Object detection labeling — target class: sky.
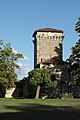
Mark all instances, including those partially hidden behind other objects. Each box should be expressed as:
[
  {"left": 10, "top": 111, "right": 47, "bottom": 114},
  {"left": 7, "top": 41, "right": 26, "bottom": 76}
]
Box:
[{"left": 0, "top": 0, "right": 80, "bottom": 80}]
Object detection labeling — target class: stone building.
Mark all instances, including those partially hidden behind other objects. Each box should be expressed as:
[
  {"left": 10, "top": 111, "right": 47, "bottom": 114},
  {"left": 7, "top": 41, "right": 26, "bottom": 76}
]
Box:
[
  {"left": 12, "top": 27, "right": 72, "bottom": 98},
  {"left": 33, "top": 27, "right": 64, "bottom": 68},
  {"left": 32, "top": 27, "right": 72, "bottom": 98}
]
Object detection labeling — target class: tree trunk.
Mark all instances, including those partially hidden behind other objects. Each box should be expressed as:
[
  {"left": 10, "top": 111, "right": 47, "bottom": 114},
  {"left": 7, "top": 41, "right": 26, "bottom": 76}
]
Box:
[{"left": 35, "top": 85, "right": 40, "bottom": 99}]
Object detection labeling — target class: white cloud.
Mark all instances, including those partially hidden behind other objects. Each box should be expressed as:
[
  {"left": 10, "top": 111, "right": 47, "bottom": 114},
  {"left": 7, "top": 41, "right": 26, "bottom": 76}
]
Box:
[
  {"left": 12, "top": 48, "right": 18, "bottom": 54},
  {"left": 12, "top": 48, "right": 30, "bottom": 79},
  {"left": 18, "top": 55, "right": 28, "bottom": 61},
  {"left": 12, "top": 48, "right": 29, "bottom": 61},
  {"left": 17, "top": 62, "right": 23, "bottom": 67},
  {"left": 16, "top": 62, "right": 30, "bottom": 78},
  {"left": 17, "top": 62, "right": 30, "bottom": 70}
]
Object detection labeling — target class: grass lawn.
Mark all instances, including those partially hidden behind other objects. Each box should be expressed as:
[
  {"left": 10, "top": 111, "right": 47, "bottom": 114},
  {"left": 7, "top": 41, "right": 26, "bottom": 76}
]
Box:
[{"left": 0, "top": 98, "right": 80, "bottom": 120}]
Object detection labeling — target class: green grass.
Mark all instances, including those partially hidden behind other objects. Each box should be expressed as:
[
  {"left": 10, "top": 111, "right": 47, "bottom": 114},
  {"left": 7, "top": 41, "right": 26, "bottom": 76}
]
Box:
[{"left": 0, "top": 98, "right": 80, "bottom": 120}]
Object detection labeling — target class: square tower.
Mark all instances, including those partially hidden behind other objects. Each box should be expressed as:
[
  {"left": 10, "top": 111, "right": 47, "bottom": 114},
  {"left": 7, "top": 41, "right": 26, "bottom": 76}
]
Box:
[{"left": 33, "top": 28, "right": 64, "bottom": 68}]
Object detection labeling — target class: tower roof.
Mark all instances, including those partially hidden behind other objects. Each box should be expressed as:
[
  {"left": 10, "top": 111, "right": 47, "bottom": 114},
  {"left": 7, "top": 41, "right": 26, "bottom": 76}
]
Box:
[{"left": 33, "top": 27, "right": 63, "bottom": 37}]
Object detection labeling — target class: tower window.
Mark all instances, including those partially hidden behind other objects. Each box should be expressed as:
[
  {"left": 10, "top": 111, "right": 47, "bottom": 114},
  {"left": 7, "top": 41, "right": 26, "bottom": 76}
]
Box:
[
  {"left": 38, "top": 35, "right": 40, "bottom": 38},
  {"left": 47, "top": 36, "right": 49, "bottom": 39},
  {"left": 59, "top": 36, "right": 61, "bottom": 39},
  {"left": 53, "top": 36, "right": 55, "bottom": 39},
  {"left": 50, "top": 36, "right": 52, "bottom": 39},
  {"left": 56, "top": 36, "right": 58, "bottom": 39}
]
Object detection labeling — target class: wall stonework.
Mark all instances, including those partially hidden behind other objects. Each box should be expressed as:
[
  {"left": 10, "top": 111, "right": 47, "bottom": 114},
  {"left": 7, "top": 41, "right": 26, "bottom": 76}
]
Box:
[
  {"left": 5, "top": 88, "right": 15, "bottom": 98},
  {"left": 33, "top": 28, "right": 64, "bottom": 68}
]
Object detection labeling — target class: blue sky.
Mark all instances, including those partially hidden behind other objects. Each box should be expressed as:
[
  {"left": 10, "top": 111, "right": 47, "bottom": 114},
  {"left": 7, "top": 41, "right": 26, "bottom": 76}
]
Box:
[{"left": 0, "top": 0, "right": 80, "bottom": 80}]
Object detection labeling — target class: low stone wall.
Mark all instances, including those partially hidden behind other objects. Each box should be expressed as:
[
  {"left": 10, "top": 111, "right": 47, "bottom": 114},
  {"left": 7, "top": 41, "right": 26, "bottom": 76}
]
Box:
[{"left": 5, "top": 88, "right": 15, "bottom": 98}]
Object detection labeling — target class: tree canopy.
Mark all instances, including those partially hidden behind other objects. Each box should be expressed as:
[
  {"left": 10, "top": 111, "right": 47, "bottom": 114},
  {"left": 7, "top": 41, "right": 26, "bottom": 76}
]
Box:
[
  {"left": 68, "top": 17, "right": 80, "bottom": 89},
  {"left": 75, "top": 17, "right": 80, "bottom": 33},
  {"left": 28, "top": 68, "right": 57, "bottom": 98},
  {"left": 0, "top": 40, "right": 24, "bottom": 97},
  {"left": 28, "top": 68, "right": 50, "bottom": 86}
]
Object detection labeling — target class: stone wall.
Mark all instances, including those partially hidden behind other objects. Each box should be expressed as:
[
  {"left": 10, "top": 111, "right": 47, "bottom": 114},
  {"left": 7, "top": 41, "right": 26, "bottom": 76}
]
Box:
[
  {"left": 33, "top": 31, "right": 63, "bottom": 67},
  {"left": 5, "top": 88, "right": 15, "bottom": 98}
]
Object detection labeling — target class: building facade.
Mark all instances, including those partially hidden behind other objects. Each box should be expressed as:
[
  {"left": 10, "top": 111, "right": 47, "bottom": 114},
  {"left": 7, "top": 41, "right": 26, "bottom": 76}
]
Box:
[
  {"left": 32, "top": 27, "right": 72, "bottom": 98},
  {"left": 33, "top": 27, "right": 64, "bottom": 68},
  {"left": 5, "top": 27, "right": 79, "bottom": 98}
]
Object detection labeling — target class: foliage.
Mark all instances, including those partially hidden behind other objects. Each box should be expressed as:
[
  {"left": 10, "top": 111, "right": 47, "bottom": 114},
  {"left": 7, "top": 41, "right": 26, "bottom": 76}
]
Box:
[
  {"left": 61, "top": 93, "right": 73, "bottom": 99},
  {"left": 69, "top": 40, "right": 80, "bottom": 63},
  {"left": 68, "top": 17, "right": 80, "bottom": 89},
  {"left": 28, "top": 68, "right": 57, "bottom": 87},
  {"left": 75, "top": 17, "right": 80, "bottom": 33},
  {"left": 28, "top": 68, "right": 57, "bottom": 98},
  {"left": 49, "top": 71, "right": 57, "bottom": 87},
  {"left": 0, "top": 77, "right": 7, "bottom": 97},
  {"left": 0, "top": 40, "right": 24, "bottom": 97}
]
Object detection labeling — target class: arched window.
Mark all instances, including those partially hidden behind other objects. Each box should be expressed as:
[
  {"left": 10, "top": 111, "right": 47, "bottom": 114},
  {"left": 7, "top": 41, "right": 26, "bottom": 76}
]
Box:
[
  {"left": 56, "top": 36, "right": 58, "bottom": 39},
  {"left": 53, "top": 36, "right": 55, "bottom": 39}
]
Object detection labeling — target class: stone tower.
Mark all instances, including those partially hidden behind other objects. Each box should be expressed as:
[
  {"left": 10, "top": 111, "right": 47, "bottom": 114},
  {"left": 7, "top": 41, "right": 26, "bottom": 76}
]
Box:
[{"left": 33, "top": 28, "right": 64, "bottom": 68}]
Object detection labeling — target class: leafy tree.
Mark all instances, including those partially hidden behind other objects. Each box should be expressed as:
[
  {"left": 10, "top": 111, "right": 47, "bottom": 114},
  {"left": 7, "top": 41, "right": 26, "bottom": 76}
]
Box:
[
  {"left": 0, "top": 40, "right": 23, "bottom": 97},
  {"left": 75, "top": 17, "right": 80, "bottom": 33},
  {"left": 68, "top": 17, "right": 80, "bottom": 94},
  {"left": 28, "top": 68, "right": 57, "bottom": 98}
]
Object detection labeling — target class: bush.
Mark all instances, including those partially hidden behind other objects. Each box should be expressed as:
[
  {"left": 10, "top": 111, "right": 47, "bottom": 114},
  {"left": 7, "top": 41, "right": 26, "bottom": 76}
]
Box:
[{"left": 61, "top": 93, "right": 73, "bottom": 99}]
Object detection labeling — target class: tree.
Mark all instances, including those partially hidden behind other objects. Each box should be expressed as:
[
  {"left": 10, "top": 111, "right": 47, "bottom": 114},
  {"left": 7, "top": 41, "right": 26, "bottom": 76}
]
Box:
[
  {"left": 75, "top": 17, "right": 80, "bottom": 33},
  {"left": 68, "top": 17, "right": 80, "bottom": 96},
  {"left": 0, "top": 40, "right": 23, "bottom": 97},
  {"left": 28, "top": 68, "right": 57, "bottom": 98}
]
